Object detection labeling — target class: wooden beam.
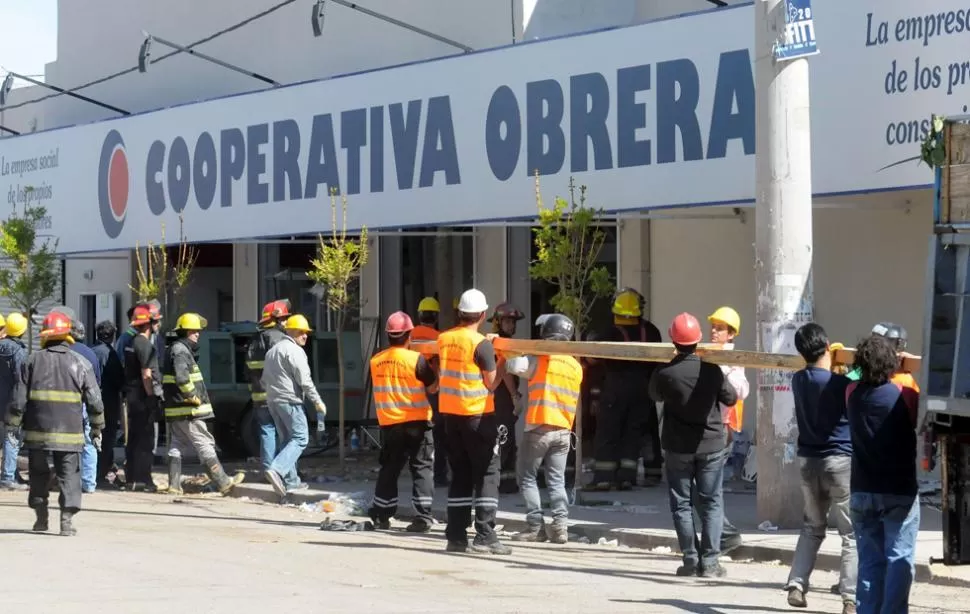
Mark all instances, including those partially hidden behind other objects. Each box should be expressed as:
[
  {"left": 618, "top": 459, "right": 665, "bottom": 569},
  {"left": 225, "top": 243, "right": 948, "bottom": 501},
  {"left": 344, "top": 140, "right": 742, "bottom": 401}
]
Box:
[{"left": 416, "top": 338, "right": 922, "bottom": 373}]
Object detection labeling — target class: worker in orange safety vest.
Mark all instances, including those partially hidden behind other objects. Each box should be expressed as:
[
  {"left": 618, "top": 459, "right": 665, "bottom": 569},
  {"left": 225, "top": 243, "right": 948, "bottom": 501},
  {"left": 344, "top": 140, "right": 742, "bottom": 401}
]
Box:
[
  {"left": 505, "top": 313, "right": 583, "bottom": 545},
  {"left": 410, "top": 297, "right": 449, "bottom": 486},
  {"left": 367, "top": 311, "right": 438, "bottom": 533}
]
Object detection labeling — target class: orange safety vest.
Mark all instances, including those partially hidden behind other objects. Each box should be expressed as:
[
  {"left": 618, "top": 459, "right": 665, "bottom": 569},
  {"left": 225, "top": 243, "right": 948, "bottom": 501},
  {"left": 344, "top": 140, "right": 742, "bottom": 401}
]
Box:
[
  {"left": 527, "top": 355, "right": 583, "bottom": 429},
  {"left": 725, "top": 400, "right": 744, "bottom": 434},
  {"left": 369, "top": 347, "right": 432, "bottom": 427},
  {"left": 438, "top": 327, "right": 494, "bottom": 416},
  {"left": 409, "top": 325, "right": 439, "bottom": 358},
  {"left": 891, "top": 371, "right": 920, "bottom": 393}
]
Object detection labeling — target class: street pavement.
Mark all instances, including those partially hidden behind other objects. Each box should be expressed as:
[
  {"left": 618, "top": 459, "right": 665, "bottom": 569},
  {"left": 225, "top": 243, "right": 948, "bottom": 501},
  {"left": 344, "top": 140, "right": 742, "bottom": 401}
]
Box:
[{"left": 0, "top": 489, "right": 964, "bottom": 614}]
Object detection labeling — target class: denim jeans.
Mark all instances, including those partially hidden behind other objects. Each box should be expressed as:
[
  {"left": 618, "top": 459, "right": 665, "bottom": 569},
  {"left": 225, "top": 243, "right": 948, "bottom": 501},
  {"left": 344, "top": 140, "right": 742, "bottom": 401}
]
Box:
[
  {"left": 851, "top": 492, "right": 920, "bottom": 614},
  {"left": 665, "top": 448, "right": 727, "bottom": 569},
  {"left": 267, "top": 402, "right": 308, "bottom": 489},
  {"left": 255, "top": 404, "right": 278, "bottom": 473},
  {"left": 1, "top": 420, "right": 23, "bottom": 484},
  {"left": 81, "top": 406, "right": 98, "bottom": 492},
  {"left": 787, "top": 455, "right": 856, "bottom": 602},
  {"left": 516, "top": 427, "right": 571, "bottom": 530}
]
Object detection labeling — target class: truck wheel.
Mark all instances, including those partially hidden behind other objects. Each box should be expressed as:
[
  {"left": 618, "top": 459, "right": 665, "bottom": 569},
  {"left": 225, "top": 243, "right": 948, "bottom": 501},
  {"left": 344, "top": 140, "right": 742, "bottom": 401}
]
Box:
[{"left": 239, "top": 404, "right": 260, "bottom": 459}]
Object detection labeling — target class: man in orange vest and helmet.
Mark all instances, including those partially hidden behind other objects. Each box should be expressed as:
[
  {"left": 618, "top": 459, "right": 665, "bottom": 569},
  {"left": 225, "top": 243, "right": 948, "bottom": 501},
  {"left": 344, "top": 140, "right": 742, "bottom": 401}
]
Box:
[
  {"left": 490, "top": 301, "right": 525, "bottom": 494},
  {"left": 410, "top": 296, "right": 450, "bottom": 486},
  {"left": 505, "top": 313, "right": 583, "bottom": 545},
  {"left": 367, "top": 311, "right": 438, "bottom": 532},
  {"left": 438, "top": 288, "right": 510, "bottom": 555}
]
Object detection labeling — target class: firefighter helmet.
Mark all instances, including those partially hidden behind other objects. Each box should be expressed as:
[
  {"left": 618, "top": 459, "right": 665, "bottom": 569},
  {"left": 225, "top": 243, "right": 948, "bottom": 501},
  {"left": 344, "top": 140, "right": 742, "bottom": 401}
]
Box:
[
  {"left": 175, "top": 313, "right": 208, "bottom": 332},
  {"left": 283, "top": 314, "right": 313, "bottom": 333},
  {"left": 871, "top": 321, "right": 907, "bottom": 350},
  {"left": 417, "top": 297, "right": 440, "bottom": 313},
  {"left": 259, "top": 299, "right": 292, "bottom": 326},
  {"left": 540, "top": 314, "right": 575, "bottom": 341},
  {"left": 612, "top": 290, "right": 643, "bottom": 317},
  {"left": 4, "top": 312, "right": 27, "bottom": 338},
  {"left": 40, "top": 311, "right": 74, "bottom": 344},
  {"left": 491, "top": 302, "right": 524, "bottom": 321}
]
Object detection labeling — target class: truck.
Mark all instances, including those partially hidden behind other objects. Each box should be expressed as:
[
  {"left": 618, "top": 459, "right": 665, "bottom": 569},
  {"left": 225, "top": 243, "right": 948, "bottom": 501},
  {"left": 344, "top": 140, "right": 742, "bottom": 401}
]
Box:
[
  {"left": 918, "top": 115, "right": 970, "bottom": 566},
  {"left": 192, "top": 323, "right": 372, "bottom": 459}
]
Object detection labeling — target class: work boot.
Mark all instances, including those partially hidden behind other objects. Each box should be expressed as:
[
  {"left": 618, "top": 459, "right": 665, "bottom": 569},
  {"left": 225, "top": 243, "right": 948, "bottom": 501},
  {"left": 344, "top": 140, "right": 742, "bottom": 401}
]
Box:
[
  {"left": 547, "top": 525, "right": 568, "bottom": 544},
  {"left": 498, "top": 480, "right": 519, "bottom": 495},
  {"left": 512, "top": 526, "right": 548, "bottom": 542},
  {"left": 445, "top": 540, "right": 467, "bottom": 553},
  {"left": 59, "top": 511, "right": 77, "bottom": 537},
  {"left": 32, "top": 508, "right": 49, "bottom": 532},
  {"left": 583, "top": 481, "right": 612, "bottom": 492},
  {"left": 0, "top": 481, "right": 27, "bottom": 491},
  {"left": 469, "top": 536, "right": 512, "bottom": 555},
  {"left": 206, "top": 458, "right": 244, "bottom": 495},
  {"left": 842, "top": 601, "right": 856, "bottom": 614},
  {"left": 787, "top": 587, "right": 807, "bottom": 607},
  {"left": 698, "top": 564, "right": 726, "bottom": 578},
  {"left": 166, "top": 456, "right": 183, "bottom": 495},
  {"left": 405, "top": 519, "right": 432, "bottom": 533},
  {"left": 675, "top": 564, "right": 698, "bottom": 577}
]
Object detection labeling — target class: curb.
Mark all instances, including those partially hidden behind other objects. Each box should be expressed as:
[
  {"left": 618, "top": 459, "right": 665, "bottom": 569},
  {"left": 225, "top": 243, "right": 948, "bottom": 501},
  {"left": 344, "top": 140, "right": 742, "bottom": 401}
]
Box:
[{"left": 228, "top": 484, "right": 969, "bottom": 589}]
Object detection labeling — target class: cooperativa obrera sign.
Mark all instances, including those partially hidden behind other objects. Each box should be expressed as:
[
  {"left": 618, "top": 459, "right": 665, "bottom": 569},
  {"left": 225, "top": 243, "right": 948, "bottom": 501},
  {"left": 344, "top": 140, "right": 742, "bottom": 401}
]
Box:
[{"left": 0, "top": 0, "right": 964, "bottom": 253}]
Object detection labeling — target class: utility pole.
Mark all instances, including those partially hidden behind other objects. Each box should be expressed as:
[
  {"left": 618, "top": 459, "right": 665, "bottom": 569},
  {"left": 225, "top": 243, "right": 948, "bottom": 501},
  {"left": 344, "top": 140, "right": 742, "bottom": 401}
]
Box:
[{"left": 754, "top": 0, "right": 815, "bottom": 528}]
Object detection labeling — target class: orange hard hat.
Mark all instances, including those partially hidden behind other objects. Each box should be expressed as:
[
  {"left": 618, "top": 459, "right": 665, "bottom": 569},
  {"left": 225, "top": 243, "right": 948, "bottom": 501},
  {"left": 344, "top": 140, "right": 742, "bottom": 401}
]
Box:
[
  {"left": 40, "top": 311, "right": 73, "bottom": 340},
  {"left": 386, "top": 311, "right": 414, "bottom": 334},
  {"left": 260, "top": 299, "right": 292, "bottom": 325},
  {"left": 669, "top": 312, "right": 703, "bottom": 345},
  {"left": 131, "top": 304, "right": 154, "bottom": 326}
]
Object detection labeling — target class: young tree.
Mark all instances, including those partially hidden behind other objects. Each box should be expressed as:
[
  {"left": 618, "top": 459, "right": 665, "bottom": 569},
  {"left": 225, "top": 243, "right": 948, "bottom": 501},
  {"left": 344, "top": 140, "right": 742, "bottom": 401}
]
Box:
[
  {"left": 130, "top": 214, "right": 197, "bottom": 320},
  {"left": 0, "top": 187, "right": 60, "bottom": 350},
  {"left": 529, "top": 173, "right": 614, "bottom": 501},
  {"left": 308, "top": 191, "right": 369, "bottom": 467}
]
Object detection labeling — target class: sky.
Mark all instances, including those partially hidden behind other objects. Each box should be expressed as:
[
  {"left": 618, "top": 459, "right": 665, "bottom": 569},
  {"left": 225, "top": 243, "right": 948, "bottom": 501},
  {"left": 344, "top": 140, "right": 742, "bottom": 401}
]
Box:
[{"left": 0, "top": 1, "right": 57, "bottom": 83}]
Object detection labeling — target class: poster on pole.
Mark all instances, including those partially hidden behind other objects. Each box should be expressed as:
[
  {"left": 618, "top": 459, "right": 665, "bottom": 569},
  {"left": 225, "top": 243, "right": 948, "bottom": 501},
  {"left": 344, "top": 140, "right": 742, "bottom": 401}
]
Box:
[{"left": 775, "top": 0, "right": 819, "bottom": 61}]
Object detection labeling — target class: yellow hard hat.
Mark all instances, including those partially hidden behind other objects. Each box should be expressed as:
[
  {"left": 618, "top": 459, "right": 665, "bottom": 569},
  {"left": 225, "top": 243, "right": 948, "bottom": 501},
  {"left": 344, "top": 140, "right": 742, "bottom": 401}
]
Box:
[
  {"left": 417, "top": 297, "right": 440, "bottom": 313},
  {"left": 283, "top": 314, "right": 313, "bottom": 333},
  {"left": 174, "top": 312, "right": 208, "bottom": 332},
  {"left": 708, "top": 306, "right": 741, "bottom": 334},
  {"left": 4, "top": 312, "right": 28, "bottom": 338},
  {"left": 612, "top": 291, "right": 642, "bottom": 317}
]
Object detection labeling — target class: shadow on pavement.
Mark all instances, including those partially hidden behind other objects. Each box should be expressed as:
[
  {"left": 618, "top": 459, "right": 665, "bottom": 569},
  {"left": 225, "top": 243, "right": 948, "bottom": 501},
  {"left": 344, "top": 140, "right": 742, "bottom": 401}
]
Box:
[{"left": 614, "top": 598, "right": 829, "bottom": 614}]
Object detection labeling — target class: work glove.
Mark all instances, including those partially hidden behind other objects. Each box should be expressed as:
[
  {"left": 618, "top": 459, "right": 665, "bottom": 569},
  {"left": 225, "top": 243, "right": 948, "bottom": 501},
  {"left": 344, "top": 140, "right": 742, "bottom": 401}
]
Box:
[
  {"left": 91, "top": 430, "right": 103, "bottom": 453},
  {"left": 315, "top": 401, "right": 327, "bottom": 417},
  {"left": 5, "top": 425, "right": 20, "bottom": 446},
  {"left": 186, "top": 395, "right": 202, "bottom": 406}
]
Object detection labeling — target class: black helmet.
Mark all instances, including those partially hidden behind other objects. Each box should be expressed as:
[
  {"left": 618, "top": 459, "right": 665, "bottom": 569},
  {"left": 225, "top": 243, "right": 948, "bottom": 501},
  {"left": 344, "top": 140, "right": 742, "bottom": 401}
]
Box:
[
  {"left": 871, "top": 321, "right": 907, "bottom": 350},
  {"left": 539, "top": 314, "right": 575, "bottom": 341}
]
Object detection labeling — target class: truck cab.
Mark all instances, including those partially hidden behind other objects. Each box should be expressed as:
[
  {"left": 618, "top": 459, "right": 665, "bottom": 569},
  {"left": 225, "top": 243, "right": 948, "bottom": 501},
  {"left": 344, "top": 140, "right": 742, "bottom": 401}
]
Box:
[
  {"left": 189, "top": 323, "right": 368, "bottom": 458},
  {"left": 919, "top": 115, "right": 970, "bottom": 566}
]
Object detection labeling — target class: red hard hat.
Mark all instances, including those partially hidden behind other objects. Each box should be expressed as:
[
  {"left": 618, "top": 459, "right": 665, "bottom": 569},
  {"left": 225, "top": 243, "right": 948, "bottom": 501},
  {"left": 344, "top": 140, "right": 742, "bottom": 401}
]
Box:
[
  {"left": 259, "top": 299, "right": 292, "bottom": 325},
  {"left": 40, "top": 311, "right": 72, "bottom": 339},
  {"left": 669, "top": 312, "right": 703, "bottom": 345},
  {"left": 385, "top": 311, "right": 414, "bottom": 334},
  {"left": 130, "top": 304, "right": 153, "bottom": 326}
]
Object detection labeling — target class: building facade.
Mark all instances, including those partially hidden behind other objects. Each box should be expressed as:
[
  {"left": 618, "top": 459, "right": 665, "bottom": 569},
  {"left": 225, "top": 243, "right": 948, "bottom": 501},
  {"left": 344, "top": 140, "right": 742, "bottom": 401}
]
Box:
[{"left": 0, "top": 0, "right": 949, "bottom": 434}]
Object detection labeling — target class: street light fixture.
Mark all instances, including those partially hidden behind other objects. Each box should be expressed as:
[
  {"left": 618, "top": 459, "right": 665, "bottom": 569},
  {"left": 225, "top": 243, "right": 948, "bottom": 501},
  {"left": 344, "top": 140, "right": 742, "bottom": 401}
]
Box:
[
  {"left": 311, "top": 0, "right": 473, "bottom": 53},
  {"left": 138, "top": 32, "right": 281, "bottom": 87},
  {"left": 0, "top": 71, "right": 129, "bottom": 115}
]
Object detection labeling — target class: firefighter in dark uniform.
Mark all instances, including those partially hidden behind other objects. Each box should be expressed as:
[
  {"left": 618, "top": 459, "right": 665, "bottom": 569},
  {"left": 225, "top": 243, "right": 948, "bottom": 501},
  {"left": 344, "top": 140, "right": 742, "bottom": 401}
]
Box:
[
  {"left": 123, "top": 302, "right": 163, "bottom": 492},
  {"left": 163, "top": 313, "right": 245, "bottom": 495},
  {"left": 490, "top": 302, "right": 525, "bottom": 494},
  {"left": 6, "top": 310, "right": 104, "bottom": 536},
  {"left": 245, "top": 299, "right": 291, "bottom": 475},
  {"left": 410, "top": 296, "right": 449, "bottom": 486},
  {"left": 367, "top": 312, "right": 438, "bottom": 532},
  {"left": 588, "top": 288, "right": 663, "bottom": 491}
]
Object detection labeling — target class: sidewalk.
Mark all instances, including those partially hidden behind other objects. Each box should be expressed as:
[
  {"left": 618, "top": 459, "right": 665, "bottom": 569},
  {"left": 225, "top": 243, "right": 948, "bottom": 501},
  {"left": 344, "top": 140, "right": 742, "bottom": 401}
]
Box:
[{"left": 226, "top": 464, "right": 970, "bottom": 588}]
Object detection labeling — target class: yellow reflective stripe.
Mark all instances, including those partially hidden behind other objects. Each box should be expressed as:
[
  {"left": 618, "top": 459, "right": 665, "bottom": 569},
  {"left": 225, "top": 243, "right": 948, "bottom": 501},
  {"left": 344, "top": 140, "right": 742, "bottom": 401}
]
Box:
[
  {"left": 162, "top": 375, "right": 176, "bottom": 383},
  {"left": 251, "top": 392, "right": 267, "bottom": 402},
  {"left": 178, "top": 382, "right": 195, "bottom": 393},
  {"left": 189, "top": 372, "right": 203, "bottom": 382},
  {"left": 29, "top": 390, "right": 82, "bottom": 403},
  {"left": 165, "top": 404, "right": 213, "bottom": 418},
  {"left": 246, "top": 360, "right": 264, "bottom": 369},
  {"left": 24, "top": 430, "right": 84, "bottom": 445}
]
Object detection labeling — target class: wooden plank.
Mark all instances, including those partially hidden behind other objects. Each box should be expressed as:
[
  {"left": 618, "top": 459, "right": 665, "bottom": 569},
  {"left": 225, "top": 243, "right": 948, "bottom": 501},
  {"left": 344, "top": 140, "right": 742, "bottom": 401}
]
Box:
[
  {"left": 414, "top": 338, "right": 921, "bottom": 373},
  {"left": 949, "top": 122, "right": 970, "bottom": 165},
  {"left": 944, "top": 165, "right": 970, "bottom": 224}
]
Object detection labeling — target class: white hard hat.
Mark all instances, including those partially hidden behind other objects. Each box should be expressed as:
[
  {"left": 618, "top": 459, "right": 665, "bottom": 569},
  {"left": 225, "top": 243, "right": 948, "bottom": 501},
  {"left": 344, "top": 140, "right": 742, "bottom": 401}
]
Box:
[{"left": 457, "top": 289, "right": 488, "bottom": 314}]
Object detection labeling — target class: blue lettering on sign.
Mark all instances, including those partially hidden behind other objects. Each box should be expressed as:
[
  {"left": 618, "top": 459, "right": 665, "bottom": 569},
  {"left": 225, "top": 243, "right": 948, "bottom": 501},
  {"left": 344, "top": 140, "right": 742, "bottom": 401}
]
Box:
[{"left": 138, "top": 54, "right": 755, "bottom": 217}]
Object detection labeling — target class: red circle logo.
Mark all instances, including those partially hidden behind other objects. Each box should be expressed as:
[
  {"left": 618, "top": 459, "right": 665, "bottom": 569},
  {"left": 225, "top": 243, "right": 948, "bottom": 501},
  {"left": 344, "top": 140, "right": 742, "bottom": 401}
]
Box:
[{"left": 108, "top": 148, "right": 129, "bottom": 221}]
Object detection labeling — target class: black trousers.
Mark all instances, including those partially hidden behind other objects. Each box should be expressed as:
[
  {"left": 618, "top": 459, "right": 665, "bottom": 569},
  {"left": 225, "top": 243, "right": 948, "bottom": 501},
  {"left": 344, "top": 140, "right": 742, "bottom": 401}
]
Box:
[
  {"left": 642, "top": 402, "right": 663, "bottom": 478},
  {"left": 592, "top": 380, "right": 651, "bottom": 485},
  {"left": 369, "top": 421, "right": 435, "bottom": 524},
  {"left": 443, "top": 412, "right": 500, "bottom": 544},
  {"left": 495, "top": 397, "right": 518, "bottom": 488},
  {"left": 125, "top": 397, "right": 157, "bottom": 485},
  {"left": 98, "top": 404, "right": 120, "bottom": 482},
  {"left": 28, "top": 450, "right": 81, "bottom": 513}
]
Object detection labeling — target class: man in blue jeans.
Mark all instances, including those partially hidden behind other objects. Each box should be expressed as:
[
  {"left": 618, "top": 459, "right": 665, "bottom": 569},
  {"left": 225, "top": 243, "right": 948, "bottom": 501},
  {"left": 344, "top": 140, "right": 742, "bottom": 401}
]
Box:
[
  {"left": 846, "top": 334, "right": 920, "bottom": 614},
  {"left": 785, "top": 323, "right": 856, "bottom": 614},
  {"left": 0, "top": 312, "right": 29, "bottom": 491},
  {"left": 648, "top": 313, "right": 737, "bottom": 578},
  {"left": 260, "top": 314, "right": 326, "bottom": 500},
  {"left": 245, "top": 299, "right": 290, "bottom": 475}
]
